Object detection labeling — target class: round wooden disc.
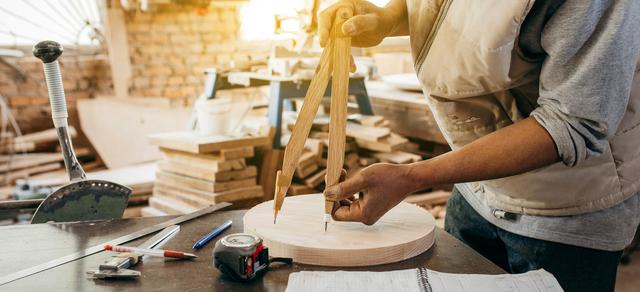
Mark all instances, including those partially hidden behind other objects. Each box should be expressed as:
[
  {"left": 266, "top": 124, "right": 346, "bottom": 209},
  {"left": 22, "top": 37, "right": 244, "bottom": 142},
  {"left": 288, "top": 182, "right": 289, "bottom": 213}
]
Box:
[{"left": 243, "top": 194, "right": 436, "bottom": 267}]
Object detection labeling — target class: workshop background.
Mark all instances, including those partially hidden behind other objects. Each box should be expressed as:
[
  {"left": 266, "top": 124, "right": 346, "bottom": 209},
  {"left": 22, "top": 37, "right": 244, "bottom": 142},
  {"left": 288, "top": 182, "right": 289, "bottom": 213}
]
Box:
[{"left": 0, "top": 0, "right": 637, "bottom": 290}]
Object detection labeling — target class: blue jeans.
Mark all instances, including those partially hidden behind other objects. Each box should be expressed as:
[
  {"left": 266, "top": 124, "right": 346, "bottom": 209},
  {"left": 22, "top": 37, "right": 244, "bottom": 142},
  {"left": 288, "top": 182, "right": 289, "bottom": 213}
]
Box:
[{"left": 445, "top": 188, "right": 622, "bottom": 292}]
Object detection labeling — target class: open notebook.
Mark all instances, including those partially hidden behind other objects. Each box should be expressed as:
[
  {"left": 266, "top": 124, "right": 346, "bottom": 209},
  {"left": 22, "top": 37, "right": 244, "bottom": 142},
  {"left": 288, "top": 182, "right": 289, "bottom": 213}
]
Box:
[{"left": 286, "top": 268, "right": 563, "bottom": 292}]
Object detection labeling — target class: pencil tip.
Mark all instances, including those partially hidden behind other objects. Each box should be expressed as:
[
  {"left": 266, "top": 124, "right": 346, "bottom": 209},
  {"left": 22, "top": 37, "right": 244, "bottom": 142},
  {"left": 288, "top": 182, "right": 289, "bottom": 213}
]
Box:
[
  {"left": 273, "top": 210, "right": 278, "bottom": 224},
  {"left": 324, "top": 222, "right": 327, "bottom": 231}
]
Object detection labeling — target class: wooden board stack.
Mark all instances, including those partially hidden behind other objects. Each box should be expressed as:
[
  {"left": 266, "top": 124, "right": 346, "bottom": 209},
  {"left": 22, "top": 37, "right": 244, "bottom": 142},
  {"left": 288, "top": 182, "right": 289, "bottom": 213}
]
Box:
[
  {"left": 284, "top": 114, "right": 422, "bottom": 195},
  {"left": 404, "top": 190, "right": 451, "bottom": 227},
  {"left": 0, "top": 127, "right": 95, "bottom": 199},
  {"left": 142, "top": 131, "right": 270, "bottom": 216}
]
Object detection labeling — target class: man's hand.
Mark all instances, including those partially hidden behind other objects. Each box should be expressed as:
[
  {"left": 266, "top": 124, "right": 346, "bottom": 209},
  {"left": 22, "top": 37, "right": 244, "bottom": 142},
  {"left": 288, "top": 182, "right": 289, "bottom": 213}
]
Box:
[
  {"left": 324, "top": 163, "right": 419, "bottom": 225},
  {"left": 319, "top": 0, "right": 408, "bottom": 48}
]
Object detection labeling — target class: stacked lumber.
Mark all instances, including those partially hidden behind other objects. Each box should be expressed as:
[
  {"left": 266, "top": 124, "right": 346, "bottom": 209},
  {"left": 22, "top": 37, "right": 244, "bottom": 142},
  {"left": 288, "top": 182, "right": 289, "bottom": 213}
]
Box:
[
  {"left": 26, "top": 162, "right": 156, "bottom": 199},
  {"left": 143, "top": 131, "right": 269, "bottom": 216},
  {"left": 284, "top": 114, "right": 422, "bottom": 195},
  {"left": 404, "top": 190, "right": 451, "bottom": 227},
  {"left": 0, "top": 127, "right": 94, "bottom": 189}
]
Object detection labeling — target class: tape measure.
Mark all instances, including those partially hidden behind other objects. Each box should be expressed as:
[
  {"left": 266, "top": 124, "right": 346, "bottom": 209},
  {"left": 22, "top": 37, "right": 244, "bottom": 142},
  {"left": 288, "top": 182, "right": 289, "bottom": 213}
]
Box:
[{"left": 213, "top": 233, "right": 291, "bottom": 281}]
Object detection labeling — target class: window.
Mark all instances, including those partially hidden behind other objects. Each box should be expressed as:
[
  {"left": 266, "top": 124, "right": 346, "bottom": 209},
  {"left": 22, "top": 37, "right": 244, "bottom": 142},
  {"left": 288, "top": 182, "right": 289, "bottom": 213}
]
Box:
[{"left": 0, "top": 0, "right": 103, "bottom": 47}]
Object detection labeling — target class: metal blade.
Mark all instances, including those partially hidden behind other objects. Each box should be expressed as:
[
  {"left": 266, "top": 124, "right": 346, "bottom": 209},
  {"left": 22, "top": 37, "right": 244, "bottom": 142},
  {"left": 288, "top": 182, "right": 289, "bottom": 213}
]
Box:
[{"left": 0, "top": 202, "right": 231, "bottom": 285}]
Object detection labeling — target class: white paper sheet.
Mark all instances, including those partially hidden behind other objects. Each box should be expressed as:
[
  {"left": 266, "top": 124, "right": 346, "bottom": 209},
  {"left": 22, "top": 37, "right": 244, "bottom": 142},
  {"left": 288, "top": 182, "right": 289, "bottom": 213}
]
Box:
[{"left": 286, "top": 268, "right": 563, "bottom": 292}]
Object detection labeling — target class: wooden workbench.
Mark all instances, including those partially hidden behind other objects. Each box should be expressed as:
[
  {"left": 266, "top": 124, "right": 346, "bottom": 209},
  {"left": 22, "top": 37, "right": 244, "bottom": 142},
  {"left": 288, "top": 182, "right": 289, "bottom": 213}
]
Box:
[{"left": 0, "top": 209, "right": 505, "bottom": 291}]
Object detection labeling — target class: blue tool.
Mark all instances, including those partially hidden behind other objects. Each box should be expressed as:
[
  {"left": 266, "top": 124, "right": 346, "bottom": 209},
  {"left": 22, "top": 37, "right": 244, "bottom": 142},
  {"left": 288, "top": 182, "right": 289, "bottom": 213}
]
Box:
[{"left": 193, "top": 220, "right": 232, "bottom": 250}]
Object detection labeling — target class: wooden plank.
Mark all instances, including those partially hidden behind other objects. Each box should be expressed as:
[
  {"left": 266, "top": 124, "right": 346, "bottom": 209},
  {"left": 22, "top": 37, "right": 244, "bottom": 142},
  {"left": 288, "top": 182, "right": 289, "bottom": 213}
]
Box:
[
  {"left": 26, "top": 162, "right": 157, "bottom": 195},
  {"left": 355, "top": 133, "right": 408, "bottom": 152},
  {"left": 309, "top": 131, "right": 329, "bottom": 140},
  {"left": 304, "top": 169, "right": 326, "bottom": 189},
  {"left": 288, "top": 184, "right": 315, "bottom": 195},
  {"left": 0, "top": 186, "right": 14, "bottom": 200},
  {"left": 157, "top": 161, "right": 257, "bottom": 182},
  {"left": 154, "top": 182, "right": 263, "bottom": 208},
  {"left": 148, "top": 132, "right": 269, "bottom": 154},
  {"left": 160, "top": 147, "right": 254, "bottom": 163},
  {"left": 0, "top": 153, "right": 65, "bottom": 173},
  {"left": 297, "top": 151, "right": 318, "bottom": 169},
  {"left": 153, "top": 183, "right": 213, "bottom": 208},
  {"left": 78, "top": 97, "right": 192, "bottom": 168},
  {"left": 373, "top": 151, "right": 422, "bottom": 164},
  {"left": 345, "top": 140, "right": 358, "bottom": 152},
  {"left": 345, "top": 122, "right": 390, "bottom": 142},
  {"left": 356, "top": 115, "right": 385, "bottom": 127},
  {"left": 155, "top": 170, "right": 256, "bottom": 193},
  {"left": 140, "top": 206, "right": 168, "bottom": 217},
  {"left": 304, "top": 138, "right": 324, "bottom": 159},
  {"left": 295, "top": 163, "right": 318, "bottom": 179},
  {"left": 157, "top": 182, "right": 263, "bottom": 204},
  {"left": 162, "top": 150, "right": 247, "bottom": 172},
  {"left": 12, "top": 127, "right": 76, "bottom": 145},
  {"left": 0, "top": 162, "right": 62, "bottom": 186},
  {"left": 404, "top": 190, "right": 451, "bottom": 207},
  {"left": 0, "top": 142, "right": 37, "bottom": 153},
  {"left": 220, "top": 147, "right": 255, "bottom": 160},
  {"left": 214, "top": 185, "right": 264, "bottom": 202},
  {"left": 103, "top": 7, "right": 132, "bottom": 98},
  {"left": 123, "top": 205, "right": 145, "bottom": 218},
  {"left": 257, "top": 147, "right": 283, "bottom": 201},
  {"left": 148, "top": 196, "right": 198, "bottom": 215},
  {"left": 366, "top": 81, "right": 447, "bottom": 144},
  {"left": 244, "top": 194, "right": 436, "bottom": 266}
]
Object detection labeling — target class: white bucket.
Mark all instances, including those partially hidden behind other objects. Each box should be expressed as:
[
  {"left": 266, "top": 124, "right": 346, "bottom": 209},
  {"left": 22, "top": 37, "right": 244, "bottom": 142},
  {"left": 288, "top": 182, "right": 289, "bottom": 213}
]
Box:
[
  {"left": 196, "top": 98, "right": 232, "bottom": 135},
  {"left": 196, "top": 97, "right": 254, "bottom": 136}
]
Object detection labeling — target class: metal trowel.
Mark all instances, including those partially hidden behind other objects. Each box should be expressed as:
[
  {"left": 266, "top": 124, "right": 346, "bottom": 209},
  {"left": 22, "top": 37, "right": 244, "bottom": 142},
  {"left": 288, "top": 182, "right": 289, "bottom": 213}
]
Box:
[{"left": 30, "top": 41, "right": 132, "bottom": 224}]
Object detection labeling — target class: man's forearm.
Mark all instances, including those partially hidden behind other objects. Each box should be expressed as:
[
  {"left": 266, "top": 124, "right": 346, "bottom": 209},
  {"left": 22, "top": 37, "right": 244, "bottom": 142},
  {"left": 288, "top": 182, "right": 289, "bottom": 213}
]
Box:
[
  {"left": 386, "top": 0, "right": 409, "bottom": 36},
  {"left": 407, "top": 117, "right": 559, "bottom": 189}
]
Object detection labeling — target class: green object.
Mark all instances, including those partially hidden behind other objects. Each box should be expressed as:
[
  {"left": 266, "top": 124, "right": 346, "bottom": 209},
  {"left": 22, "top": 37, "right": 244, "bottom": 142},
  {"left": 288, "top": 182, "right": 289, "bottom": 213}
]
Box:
[{"left": 31, "top": 180, "right": 131, "bottom": 224}]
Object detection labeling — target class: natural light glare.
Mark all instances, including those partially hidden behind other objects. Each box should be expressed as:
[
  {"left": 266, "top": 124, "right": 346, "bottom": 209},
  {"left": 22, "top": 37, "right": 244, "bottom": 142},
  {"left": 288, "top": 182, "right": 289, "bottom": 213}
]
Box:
[
  {"left": 239, "top": 0, "right": 391, "bottom": 40},
  {"left": 0, "top": 0, "right": 103, "bottom": 47},
  {"left": 369, "top": 0, "right": 391, "bottom": 7},
  {"left": 239, "top": 0, "right": 308, "bottom": 40}
]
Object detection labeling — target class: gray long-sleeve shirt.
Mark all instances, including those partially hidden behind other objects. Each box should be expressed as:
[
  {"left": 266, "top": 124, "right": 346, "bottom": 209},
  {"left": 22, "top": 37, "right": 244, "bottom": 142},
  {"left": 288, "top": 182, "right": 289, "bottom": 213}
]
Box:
[{"left": 460, "top": 0, "right": 640, "bottom": 251}]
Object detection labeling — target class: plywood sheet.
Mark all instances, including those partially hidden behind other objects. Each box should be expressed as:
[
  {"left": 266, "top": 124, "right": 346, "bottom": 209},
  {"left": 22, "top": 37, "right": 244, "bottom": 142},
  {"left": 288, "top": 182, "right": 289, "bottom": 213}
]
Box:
[
  {"left": 244, "top": 194, "right": 436, "bottom": 266},
  {"left": 148, "top": 196, "right": 197, "bottom": 215},
  {"left": 355, "top": 133, "right": 408, "bottom": 152},
  {"left": 373, "top": 151, "right": 422, "bottom": 164},
  {"left": 78, "top": 97, "right": 192, "bottom": 168},
  {"left": 26, "top": 162, "right": 157, "bottom": 196},
  {"left": 346, "top": 122, "right": 390, "bottom": 142},
  {"left": 148, "top": 132, "right": 269, "bottom": 154},
  {"left": 157, "top": 161, "right": 257, "bottom": 182},
  {"left": 155, "top": 170, "right": 255, "bottom": 193},
  {"left": 141, "top": 206, "right": 167, "bottom": 217},
  {"left": 160, "top": 147, "right": 254, "bottom": 162}
]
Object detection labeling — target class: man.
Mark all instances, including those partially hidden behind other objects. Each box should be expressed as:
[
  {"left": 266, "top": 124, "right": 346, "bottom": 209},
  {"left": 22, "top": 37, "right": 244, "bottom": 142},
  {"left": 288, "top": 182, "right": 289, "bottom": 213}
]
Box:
[{"left": 319, "top": 0, "right": 640, "bottom": 291}]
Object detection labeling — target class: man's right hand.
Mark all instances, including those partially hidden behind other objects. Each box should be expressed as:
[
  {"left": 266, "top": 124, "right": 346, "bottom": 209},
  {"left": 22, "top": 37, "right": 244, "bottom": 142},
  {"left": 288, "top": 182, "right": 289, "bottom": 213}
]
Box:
[{"left": 319, "top": 0, "right": 407, "bottom": 48}]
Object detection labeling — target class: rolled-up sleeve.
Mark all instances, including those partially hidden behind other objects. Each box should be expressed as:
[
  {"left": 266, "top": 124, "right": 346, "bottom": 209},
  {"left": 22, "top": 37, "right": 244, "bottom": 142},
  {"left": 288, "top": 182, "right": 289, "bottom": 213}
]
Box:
[{"left": 529, "top": 0, "right": 640, "bottom": 167}]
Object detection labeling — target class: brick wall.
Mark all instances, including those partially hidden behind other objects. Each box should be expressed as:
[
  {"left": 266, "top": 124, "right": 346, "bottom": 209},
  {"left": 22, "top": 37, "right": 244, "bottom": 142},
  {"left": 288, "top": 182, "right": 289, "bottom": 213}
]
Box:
[
  {"left": 0, "top": 55, "right": 112, "bottom": 133},
  {"left": 125, "top": 2, "right": 271, "bottom": 100},
  {"left": 0, "top": 1, "right": 272, "bottom": 133}
]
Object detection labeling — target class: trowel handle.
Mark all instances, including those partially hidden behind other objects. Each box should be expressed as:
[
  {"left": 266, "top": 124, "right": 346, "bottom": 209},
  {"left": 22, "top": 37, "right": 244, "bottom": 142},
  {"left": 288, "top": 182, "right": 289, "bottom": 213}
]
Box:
[{"left": 33, "top": 41, "right": 86, "bottom": 181}]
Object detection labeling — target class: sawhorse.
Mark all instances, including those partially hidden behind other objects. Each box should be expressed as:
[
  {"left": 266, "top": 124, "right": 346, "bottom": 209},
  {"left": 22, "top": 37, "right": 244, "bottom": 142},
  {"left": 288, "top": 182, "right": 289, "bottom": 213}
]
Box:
[{"left": 194, "top": 69, "right": 374, "bottom": 148}]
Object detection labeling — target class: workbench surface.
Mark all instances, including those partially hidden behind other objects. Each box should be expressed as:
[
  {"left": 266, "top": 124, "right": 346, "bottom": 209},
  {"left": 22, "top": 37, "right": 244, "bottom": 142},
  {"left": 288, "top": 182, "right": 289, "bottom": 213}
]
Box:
[{"left": 0, "top": 209, "right": 505, "bottom": 291}]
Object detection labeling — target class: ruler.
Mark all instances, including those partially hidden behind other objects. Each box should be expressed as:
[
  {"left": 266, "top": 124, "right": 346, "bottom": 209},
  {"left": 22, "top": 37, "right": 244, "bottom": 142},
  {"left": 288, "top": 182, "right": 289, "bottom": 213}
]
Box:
[{"left": 0, "top": 202, "right": 231, "bottom": 285}]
